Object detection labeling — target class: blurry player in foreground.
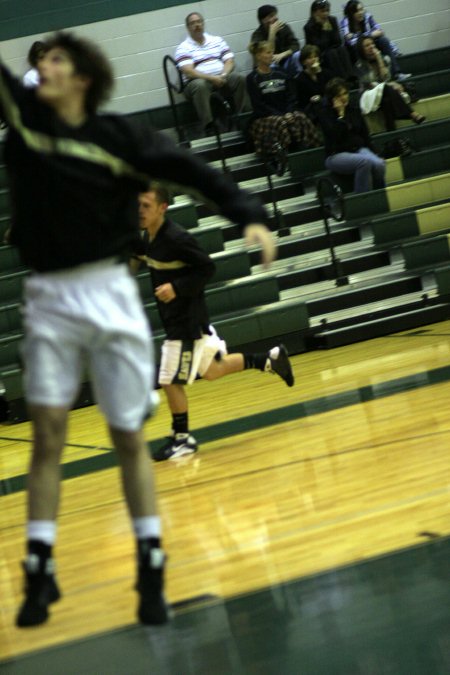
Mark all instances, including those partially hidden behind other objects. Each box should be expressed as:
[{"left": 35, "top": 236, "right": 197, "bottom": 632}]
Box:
[{"left": 0, "top": 31, "right": 274, "bottom": 627}]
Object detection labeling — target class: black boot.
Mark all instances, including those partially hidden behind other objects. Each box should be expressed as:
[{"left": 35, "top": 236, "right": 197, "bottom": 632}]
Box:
[
  {"left": 137, "top": 547, "right": 168, "bottom": 625},
  {"left": 16, "top": 554, "right": 61, "bottom": 627}
]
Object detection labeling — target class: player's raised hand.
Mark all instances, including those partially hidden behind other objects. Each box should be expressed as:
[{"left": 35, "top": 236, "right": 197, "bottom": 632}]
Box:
[{"left": 243, "top": 223, "right": 276, "bottom": 268}]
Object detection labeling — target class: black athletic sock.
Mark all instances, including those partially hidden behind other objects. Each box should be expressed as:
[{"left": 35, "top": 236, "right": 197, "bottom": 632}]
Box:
[
  {"left": 27, "top": 540, "right": 52, "bottom": 562},
  {"left": 172, "top": 412, "right": 188, "bottom": 435},
  {"left": 243, "top": 352, "right": 268, "bottom": 371}
]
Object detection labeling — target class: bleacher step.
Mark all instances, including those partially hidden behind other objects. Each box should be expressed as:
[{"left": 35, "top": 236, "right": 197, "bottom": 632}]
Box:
[
  {"left": 283, "top": 273, "right": 423, "bottom": 311},
  {"left": 310, "top": 303, "right": 450, "bottom": 349},
  {"left": 308, "top": 289, "right": 438, "bottom": 328}
]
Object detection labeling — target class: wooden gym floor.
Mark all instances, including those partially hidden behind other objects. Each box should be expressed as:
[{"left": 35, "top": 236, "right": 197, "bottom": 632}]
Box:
[{"left": 0, "top": 320, "right": 449, "bottom": 674}]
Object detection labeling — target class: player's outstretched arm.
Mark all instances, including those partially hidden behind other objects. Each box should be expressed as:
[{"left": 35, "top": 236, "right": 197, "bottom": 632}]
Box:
[
  {"left": 243, "top": 224, "right": 276, "bottom": 268},
  {"left": 135, "top": 129, "right": 276, "bottom": 266}
]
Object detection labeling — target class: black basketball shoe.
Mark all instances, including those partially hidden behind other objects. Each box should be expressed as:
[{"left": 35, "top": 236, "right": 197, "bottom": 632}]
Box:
[
  {"left": 266, "top": 344, "right": 295, "bottom": 387},
  {"left": 137, "top": 547, "right": 169, "bottom": 625},
  {"left": 152, "top": 434, "right": 198, "bottom": 462},
  {"left": 16, "top": 554, "right": 61, "bottom": 627}
]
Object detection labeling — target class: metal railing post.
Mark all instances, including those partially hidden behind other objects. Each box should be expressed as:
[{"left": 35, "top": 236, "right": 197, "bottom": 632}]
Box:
[
  {"left": 316, "top": 176, "right": 348, "bottom": 286},
  {"left": 163, "top": 55, "right": 189, "bottom": 146}
]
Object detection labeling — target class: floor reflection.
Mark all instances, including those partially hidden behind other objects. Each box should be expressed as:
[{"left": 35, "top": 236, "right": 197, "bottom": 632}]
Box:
[{"left": 3, "top": 537, "right": 449, "bottom": 675}]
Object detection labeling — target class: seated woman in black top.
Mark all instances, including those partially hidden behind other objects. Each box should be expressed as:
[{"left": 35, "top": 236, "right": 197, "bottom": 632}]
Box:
[
  {"left": 296, "top": 44, "right": 333, "bottom": 119},
  {"left": 304, "top": 0, "right": 356, "bottom": 82},
  {"left": 356, "top": 36, "right": 425, "bottom": 131},
  {"left": 316, "top": 77, "right": 385, "bottom": 193},
  {"left": 246, "top": 41, "right": 321, "bottom": 174}
]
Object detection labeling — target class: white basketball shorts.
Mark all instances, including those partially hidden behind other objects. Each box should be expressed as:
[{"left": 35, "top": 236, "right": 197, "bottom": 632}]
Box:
[
  {"left": 21, "top": 260, "right": 155, "bottom": 431},
  {"left": 158, "top": 325, "right": 227, "bottom": 385}
]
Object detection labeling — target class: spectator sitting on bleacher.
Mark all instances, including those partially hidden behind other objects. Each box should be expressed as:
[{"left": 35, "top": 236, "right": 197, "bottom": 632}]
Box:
[
  {"left": 340, "top": 1, "right": 411, "bottom": 82},
  {"left": 175, "top": 12, "right": 250, "bottom": 136},
  {"left": 295, "top": 44, "right": 333, "bottom": 119},
  {"left": 133, "top": 183, "right": 294, "bottom": 461},
  {"left": 250, "top": 4, "right": 301, "bottom": 77},
  {"left": 316, "top": 77, "right": 386, "bottom": 193},
  {"left": 356, "top": 36, "right": 425, "bottom": 131},
  {"left": 247, "top": 41, "right": 321, "bottom": 176},
  {"left": 303, "top": 0, "right": 356, "bottom": 84}
]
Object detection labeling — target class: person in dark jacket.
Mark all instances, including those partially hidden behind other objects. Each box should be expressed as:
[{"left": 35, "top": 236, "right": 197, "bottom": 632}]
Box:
[
  {"left": 247, "top": 41, "right": 321, "bottom": 174},
  {"left": 251, "top": 4, "right": 301, "bottom": 76},
  {"left": 0, "top": 31, "right": 274, "bottom": 631},
  {"left": 303, "top": 0, "right": 356, "bottom": 82},
  {"left": 317, "top": 77, "right": 385, "bottom": 192},
  {"left": 134, "top": 184, "right": 295, "bottom": 461},
  {"left": 295, "top": 44, "right": 333, "bottom": 119}
]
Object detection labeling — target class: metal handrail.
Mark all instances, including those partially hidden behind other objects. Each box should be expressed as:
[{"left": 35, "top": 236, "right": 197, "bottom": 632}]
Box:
[
  {"left": 316, "top": 176, "right": 348, "bottom": 286},
  {"left": 162, "top": 55, "right": 187, "bottom": 144}
]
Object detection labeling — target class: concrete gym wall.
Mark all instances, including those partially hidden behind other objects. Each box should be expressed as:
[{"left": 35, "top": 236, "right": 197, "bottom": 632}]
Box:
[{"left": 0, "top": 0, "right": 449, "bottom": 115}]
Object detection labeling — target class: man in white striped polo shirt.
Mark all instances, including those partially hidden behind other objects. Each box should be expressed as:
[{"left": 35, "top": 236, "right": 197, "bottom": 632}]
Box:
[{"left": 175, "top": 12, "right": 250, "bottom": 135}]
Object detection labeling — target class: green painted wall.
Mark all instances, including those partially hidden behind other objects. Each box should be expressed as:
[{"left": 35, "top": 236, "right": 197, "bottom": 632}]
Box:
[{"left": 0, "top": 0, "right": 193, "bottom": 41}]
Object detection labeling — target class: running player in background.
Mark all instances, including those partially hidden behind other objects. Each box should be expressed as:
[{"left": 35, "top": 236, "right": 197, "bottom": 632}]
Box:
[{"left": 135, "top": 184, "right": 295, "bottom": 461}]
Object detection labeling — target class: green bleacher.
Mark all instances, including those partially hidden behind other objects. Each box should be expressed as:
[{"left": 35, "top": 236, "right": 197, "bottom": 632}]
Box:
[{"left": 1, "top": 46, "right": 449, "bottom": 420}]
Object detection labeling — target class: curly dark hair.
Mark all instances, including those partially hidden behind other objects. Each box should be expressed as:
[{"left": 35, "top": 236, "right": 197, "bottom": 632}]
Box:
[
  {"left": 43, "top": 32, "right": 114, "bottom": 113},
  {"left": 27, "top": 41, "right": 47, "bottom": 68}
]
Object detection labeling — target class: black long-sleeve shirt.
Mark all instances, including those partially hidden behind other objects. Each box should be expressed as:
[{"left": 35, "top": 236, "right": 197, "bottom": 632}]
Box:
[
  {"left": 250, "top": 23, "right": 300, "bottom": 65},
  {"left": 316, "top": 102, "right": 372, "bottom": 156},
  {"left": 303, "top": 16, "right": 342, "bottom": 53},
  {"left": 0, "top": 61, "right": 268, "bottom": 272},
  {"left": 246, "top": 67, "right": 297, "bottom": 118},
  {"left": 295, "top": 68, "right": 333, "bottom": 110},
  {"left": 142, "top": 219, "right": 215, "bottom": 340}
]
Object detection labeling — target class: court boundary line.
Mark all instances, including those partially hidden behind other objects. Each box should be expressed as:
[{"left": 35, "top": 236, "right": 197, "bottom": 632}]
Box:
[{"left": 2, "top": 362, "right": 450, "bottom": 496}]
